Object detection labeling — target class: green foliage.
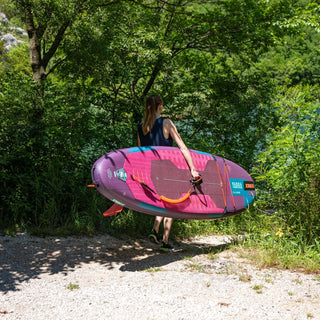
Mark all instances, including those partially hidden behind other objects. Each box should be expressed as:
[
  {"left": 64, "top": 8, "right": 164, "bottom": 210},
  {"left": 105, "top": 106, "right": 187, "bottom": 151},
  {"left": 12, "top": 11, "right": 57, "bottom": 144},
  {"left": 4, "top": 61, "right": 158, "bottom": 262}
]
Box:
[
  {"left": 256, "top": 31, "right": 320, "bottom": 86},
  {"left": 108, "top": 210, "right": 154, "bottom": 238},
  {"left": 240, "top": 231, "right": 320, "bottom": 273},
  {"left": 0, "top": 67, "right": 116, "bottom": 230},
  {"left": 169, "top": 50, "right": 278, "bottom": 169},
  {"left": 277, "top": 1, "right": 320, "bottom": 33},
  {"left": 0, "top": 0, "right": 19, "bottom": 20},
  {"left": 254, "top": 84, "right": 320, "bottom": 244}
]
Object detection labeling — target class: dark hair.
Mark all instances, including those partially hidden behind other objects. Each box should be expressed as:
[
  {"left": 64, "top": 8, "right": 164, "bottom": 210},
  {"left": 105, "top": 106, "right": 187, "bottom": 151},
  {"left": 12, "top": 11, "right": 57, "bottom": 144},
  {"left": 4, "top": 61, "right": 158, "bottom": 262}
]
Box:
[{"left": 142, "top": 94, "right": 163, "bottom": 135}]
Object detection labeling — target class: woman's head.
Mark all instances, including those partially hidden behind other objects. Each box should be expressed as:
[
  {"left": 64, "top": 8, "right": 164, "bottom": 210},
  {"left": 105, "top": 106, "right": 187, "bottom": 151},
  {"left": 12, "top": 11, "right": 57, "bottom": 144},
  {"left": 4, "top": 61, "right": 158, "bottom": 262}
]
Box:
[
  {"left": 146, "top": 94, "right": 162, "bottom": 112},
  {"left": 142, "top": 94, "right": 163, "bottom": 135}
]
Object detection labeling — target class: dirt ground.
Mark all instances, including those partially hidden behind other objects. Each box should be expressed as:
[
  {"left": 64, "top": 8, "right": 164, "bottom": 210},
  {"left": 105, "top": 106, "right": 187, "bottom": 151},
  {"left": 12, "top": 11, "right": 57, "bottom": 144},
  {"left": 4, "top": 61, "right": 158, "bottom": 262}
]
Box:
[{"left": 1, "top": 233, "right": 319, "bottom": 320}]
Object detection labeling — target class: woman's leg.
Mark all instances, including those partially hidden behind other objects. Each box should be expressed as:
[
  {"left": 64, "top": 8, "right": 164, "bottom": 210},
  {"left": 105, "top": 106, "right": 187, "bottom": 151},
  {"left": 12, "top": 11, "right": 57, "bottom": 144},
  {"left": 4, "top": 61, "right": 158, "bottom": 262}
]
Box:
[
  {"left": 152, "top": 216, "right": 163, "bottom": 233},
  {"left": 162, "top": 217, "right": 173, "bottom": 244}
]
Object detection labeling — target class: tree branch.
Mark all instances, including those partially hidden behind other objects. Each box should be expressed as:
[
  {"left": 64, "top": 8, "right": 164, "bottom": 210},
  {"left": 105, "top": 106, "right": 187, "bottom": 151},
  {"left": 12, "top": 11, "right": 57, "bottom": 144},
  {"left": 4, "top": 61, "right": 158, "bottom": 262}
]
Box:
[
  {"left": 45, "top": 56, "right": 67, "bottom": 77},
  {"left": 42, "top": 21, "right": 71, "bottom": 70},
  {"left": 140, "top": 56, "right": 164, "bottom": 101}
]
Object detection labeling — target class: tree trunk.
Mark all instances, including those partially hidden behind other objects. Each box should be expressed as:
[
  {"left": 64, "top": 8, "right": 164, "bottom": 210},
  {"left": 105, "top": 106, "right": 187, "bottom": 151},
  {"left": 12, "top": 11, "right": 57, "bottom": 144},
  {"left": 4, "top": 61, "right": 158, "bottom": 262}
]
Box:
[{"left": 24, "top": 4, "right": 45, "bottom": 84}]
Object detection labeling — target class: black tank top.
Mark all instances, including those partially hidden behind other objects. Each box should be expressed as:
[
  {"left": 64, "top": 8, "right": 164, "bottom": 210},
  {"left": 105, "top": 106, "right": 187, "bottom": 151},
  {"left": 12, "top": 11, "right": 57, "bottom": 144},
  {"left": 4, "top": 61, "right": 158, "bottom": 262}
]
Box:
[{"left": 138, "top": 117, "right": 173, "bottom": 147}]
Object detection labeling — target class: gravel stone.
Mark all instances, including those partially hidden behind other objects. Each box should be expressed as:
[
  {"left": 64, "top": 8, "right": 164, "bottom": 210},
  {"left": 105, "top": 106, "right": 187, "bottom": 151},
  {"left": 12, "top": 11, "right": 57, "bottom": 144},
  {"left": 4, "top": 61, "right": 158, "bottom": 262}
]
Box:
[{"left": 1, "top": 233, "right": 319, "bottom": 320}]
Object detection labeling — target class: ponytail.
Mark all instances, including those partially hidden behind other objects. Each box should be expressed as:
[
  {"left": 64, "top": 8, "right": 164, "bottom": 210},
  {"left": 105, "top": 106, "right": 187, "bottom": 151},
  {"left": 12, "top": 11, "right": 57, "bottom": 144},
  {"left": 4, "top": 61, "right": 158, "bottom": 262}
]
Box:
[{"left": 142, "top": 94, "right": 163, "bottom": 135}]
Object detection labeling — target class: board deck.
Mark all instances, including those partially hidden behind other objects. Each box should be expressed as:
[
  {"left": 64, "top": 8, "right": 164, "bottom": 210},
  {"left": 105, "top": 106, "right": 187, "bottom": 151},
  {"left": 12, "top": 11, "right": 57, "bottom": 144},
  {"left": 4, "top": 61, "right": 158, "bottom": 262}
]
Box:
[{"left": 91, "top": 146, "right": 255, "bottom": 219}]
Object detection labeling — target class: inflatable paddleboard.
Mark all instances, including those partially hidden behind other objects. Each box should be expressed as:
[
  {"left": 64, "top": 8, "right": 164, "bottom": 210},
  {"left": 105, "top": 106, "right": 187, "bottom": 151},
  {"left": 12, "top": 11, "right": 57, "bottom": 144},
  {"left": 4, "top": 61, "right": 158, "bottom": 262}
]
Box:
[{"left": 91, "top": 146, "right": 255, "bottom": 219}]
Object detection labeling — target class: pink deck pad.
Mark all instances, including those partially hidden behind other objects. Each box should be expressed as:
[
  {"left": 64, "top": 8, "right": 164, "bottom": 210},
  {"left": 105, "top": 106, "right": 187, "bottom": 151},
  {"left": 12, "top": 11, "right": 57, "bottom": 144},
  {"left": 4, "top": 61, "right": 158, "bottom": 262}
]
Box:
[{"left": 123, "top": 149, "right": 225, "bottom": 214}]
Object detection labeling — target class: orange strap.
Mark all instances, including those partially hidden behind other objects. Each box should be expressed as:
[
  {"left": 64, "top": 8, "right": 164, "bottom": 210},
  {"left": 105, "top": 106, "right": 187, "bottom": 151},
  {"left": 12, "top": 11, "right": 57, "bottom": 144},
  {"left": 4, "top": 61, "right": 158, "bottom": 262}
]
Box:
[{"left": 159, "top": 189, "right": 191, "bottom": 204}]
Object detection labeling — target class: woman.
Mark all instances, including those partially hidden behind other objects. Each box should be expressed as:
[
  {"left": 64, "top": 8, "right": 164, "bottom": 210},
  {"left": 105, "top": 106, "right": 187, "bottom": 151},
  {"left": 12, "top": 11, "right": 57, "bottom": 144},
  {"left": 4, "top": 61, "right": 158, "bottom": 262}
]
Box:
[{"left": 138, "top": 94, "right": 199, "bottom": 251}]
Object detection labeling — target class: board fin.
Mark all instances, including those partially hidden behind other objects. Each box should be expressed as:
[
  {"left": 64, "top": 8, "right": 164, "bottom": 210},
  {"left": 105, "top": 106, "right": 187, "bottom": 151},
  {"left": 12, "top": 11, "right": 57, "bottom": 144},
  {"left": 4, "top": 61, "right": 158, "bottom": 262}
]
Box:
[{"left": 103, "top": 203, "right": 123, "bottom": 217}]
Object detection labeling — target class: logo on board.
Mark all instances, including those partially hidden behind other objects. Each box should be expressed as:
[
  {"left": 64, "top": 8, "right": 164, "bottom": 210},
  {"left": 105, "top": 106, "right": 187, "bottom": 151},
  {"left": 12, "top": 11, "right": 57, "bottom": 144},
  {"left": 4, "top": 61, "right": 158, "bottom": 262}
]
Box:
[
  {"left": 244, "top": 181, "right": 255, "bottom": 190},
  {"left": 116, "top": 168, "right": 127, "bottom": 182},
  {"left": 231, "top": 181, "right": 243, "bottom": 190},
  {"left": 230, "top": 179, "right": 255, "bottom": 196}
]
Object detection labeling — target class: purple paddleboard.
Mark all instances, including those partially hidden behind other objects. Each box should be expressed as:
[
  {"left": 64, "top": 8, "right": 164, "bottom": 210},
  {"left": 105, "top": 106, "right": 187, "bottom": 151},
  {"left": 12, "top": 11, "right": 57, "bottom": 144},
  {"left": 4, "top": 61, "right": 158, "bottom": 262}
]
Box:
[{"left": 91, "top": 146, "right": 255, "bottom": 219}]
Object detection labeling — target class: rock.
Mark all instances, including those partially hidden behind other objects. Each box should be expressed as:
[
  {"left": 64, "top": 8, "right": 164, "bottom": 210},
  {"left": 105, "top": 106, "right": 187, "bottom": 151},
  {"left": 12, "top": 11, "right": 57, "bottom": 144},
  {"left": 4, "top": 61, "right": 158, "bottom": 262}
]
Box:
[
  {"left": 1, "top": 33, "right": 17, "bottom": 44},
  {"left": 11, "top": 27, "right": 27, "bottom": 37},
  {"left": 0, "top": 13, "right": 27, "bottom": 53},
  {"left": 1, "top": 33, "right": 22, "bottom": 51},
  {"left": 0, "top": 12, "right": 9, "bottom": 25}
]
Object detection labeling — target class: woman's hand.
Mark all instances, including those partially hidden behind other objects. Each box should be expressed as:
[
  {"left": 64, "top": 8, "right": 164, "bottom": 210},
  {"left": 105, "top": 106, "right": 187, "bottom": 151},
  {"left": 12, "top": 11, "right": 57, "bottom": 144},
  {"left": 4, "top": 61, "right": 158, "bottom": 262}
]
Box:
[{"left": 191, "top": 168, "right": 200, "bottom": 178}]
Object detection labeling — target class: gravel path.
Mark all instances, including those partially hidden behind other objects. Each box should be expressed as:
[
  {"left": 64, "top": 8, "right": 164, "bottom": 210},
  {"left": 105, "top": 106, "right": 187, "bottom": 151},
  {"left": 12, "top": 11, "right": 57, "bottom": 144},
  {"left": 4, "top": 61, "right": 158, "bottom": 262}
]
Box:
[{"left": 1, "top": 233, "right": 319, "bottom": 320}]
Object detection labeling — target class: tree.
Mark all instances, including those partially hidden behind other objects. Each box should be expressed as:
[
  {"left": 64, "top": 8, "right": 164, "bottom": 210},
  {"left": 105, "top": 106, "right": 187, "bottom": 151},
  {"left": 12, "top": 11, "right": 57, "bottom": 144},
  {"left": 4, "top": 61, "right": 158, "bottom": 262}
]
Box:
[{"left": 12, "top": 0, "right": 122, "bottom": 83}]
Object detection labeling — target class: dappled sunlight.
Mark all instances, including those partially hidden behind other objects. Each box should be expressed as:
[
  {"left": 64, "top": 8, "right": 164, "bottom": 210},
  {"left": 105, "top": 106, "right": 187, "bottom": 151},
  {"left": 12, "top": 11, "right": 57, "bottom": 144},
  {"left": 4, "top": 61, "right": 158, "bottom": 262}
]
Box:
[{"left": 0, "top": 233, "right": 235, "bottom": 293}]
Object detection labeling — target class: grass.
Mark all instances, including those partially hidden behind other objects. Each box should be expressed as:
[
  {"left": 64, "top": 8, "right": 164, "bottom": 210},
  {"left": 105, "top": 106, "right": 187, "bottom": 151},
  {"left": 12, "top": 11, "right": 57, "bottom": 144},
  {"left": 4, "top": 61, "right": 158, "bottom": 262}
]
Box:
[
  {"left": 66, "top": 283, "right": 80, "bottom": 291},
  {"left": 236, "top": 238, "right": 320, "bottom": 274},
  {"left": 146, "top": 267, "right": 162, "bottom": 272},
  {"left": 252, "top": 284, "right": 264, "bottom": 294},
  {"left": 187, "top": 263, "right": 206, "bottom": 272}
]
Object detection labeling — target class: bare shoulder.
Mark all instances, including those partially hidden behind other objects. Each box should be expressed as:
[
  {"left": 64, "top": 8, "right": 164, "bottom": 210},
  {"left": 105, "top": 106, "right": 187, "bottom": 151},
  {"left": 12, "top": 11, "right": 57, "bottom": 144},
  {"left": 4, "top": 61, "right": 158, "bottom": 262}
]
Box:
[
  {"left": 163, "top": 118, "right": 175, "bottom": 130},
  {"left": 163, "top": 117, "right": 172, "bottom": 124}
]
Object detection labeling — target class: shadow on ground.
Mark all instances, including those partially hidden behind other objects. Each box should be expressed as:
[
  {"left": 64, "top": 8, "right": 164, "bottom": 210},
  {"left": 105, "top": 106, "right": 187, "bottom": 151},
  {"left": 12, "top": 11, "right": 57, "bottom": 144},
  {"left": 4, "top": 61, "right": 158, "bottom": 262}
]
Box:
[{"left": 0, "top": 233, "right": 234, "bottom": 293}]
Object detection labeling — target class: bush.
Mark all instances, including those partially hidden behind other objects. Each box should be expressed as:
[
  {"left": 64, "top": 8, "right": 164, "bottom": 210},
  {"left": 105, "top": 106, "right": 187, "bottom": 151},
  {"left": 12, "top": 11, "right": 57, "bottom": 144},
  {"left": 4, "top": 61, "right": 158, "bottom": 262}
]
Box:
[{"left": 254, "top": 84, "right": 320, "bottom": 244}]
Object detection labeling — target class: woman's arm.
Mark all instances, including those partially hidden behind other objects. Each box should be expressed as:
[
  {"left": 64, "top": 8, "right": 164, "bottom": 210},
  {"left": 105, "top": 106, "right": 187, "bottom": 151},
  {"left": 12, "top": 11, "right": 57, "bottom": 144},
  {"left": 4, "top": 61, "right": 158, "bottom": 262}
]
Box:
[{"left": 163, "top": 119, "right": 199, "bottom": 178}]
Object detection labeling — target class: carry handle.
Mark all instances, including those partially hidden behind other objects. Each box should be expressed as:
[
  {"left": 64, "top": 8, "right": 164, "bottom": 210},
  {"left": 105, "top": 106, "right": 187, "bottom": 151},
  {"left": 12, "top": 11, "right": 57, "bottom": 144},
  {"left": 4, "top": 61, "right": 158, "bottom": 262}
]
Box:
[
  {"left": 159, "top": 190, "right": 191, "bottom": 204},
  {"left": 190, "top": 175, "right": 202, "bottom": 186}
]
